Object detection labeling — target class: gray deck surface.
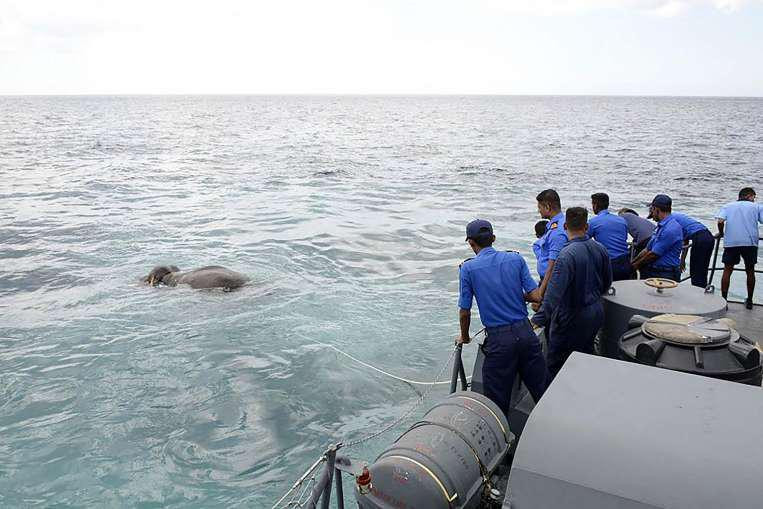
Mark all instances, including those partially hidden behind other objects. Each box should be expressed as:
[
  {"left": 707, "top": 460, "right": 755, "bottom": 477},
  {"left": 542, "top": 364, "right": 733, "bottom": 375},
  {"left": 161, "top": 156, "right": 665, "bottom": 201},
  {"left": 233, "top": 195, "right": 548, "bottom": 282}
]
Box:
[
  {"left": 506, "top": 353, "right": 763, "bottom": 509},
  {"left": 725, "top": 301, "right": 763, "bottom": 341}
]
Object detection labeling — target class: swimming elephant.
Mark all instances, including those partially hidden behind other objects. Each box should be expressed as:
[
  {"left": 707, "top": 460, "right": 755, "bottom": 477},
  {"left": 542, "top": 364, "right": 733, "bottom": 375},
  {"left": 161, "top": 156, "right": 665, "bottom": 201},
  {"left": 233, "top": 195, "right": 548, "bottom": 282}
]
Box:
[{"left": 143, "top": 265, "right": 249, "bottom": 290}]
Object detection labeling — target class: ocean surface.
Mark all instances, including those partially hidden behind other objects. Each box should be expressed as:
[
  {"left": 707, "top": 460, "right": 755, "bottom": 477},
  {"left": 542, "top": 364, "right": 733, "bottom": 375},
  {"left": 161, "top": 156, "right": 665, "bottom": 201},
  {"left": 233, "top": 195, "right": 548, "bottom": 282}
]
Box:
[{"left": 1, "top": 95, "right": 762, "bottom": 507}]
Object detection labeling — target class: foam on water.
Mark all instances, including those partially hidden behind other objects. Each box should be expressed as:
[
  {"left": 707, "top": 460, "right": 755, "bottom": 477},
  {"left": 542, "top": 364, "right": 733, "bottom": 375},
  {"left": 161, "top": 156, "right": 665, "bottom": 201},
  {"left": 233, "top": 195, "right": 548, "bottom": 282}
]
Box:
[{"left": 1, "top": 95, "right": 762, "bottom": 506}]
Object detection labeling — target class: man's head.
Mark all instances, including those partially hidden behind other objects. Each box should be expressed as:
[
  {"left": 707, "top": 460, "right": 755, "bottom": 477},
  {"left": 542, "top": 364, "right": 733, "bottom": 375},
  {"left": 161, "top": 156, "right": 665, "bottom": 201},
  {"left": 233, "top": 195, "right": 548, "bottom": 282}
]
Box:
[
  {"left": 144, "top": 265, "right": 180, "bottom": 286},
  {"left": 536, "top": 189, "right": 561, "bottom": 219},
  {"left": 534, "top": 220, "right": 549, "bottom": 238},
  {"left": 591, "top": 193, "right": 609, "bottom": 214},
  {"left": 465, "top": 219, "right": 495, "bottom": 253},
  {"left": 564, "top": 207, "right": 588, "bottom": 237},
  {"left": 618, "top": 207, "right": 639, "bottom": 216},
  {"left": 739, "top": 187, "right": 756, "bottom": 201},
  {"left": 647, "top": 194, "right": 672, "bottom": 221}
]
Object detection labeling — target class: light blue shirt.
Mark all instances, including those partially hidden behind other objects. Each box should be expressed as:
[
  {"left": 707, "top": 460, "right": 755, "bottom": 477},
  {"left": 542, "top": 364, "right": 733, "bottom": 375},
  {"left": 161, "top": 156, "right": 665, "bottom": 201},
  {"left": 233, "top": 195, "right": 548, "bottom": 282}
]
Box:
[
  {"left": 588, "top": 209, "right": 629, "bottom": 259},
  {"left": 670, "top": 213, "right": 708, "bottom": 239},
  {"left": 716, "top": 200, "right": 763, "bottom": 247},
  {"left": 458, "top": 247, "right": 537, "bottom": 327},
  {"left": 647, "top": 214, "right": 683, "bottom": 268}
]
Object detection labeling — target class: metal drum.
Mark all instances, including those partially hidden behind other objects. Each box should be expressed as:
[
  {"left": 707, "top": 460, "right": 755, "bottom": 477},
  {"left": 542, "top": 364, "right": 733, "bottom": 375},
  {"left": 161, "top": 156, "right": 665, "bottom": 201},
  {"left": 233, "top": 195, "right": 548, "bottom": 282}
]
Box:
[
  {"left": 619, "top": 314, "right": 763, "bottom": 386},
  {"left": 601, "top": 279, "right": 726, "bottom": 358},
  {"left": 355, "top": 391, "right": 513, "bottom": 509}
]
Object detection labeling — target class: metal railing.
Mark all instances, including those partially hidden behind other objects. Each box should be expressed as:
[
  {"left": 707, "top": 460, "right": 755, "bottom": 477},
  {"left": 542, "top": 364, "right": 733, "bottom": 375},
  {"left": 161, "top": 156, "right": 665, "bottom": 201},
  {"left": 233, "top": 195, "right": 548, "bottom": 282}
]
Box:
[{"left": 679, "top": 234, "right": 762, "bottom": 306}]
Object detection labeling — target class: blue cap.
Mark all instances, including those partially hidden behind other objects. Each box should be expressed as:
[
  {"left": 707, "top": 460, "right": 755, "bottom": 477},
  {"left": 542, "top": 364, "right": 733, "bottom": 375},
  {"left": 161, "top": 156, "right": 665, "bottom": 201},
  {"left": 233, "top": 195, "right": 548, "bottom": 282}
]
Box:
[
  {"left": 466, "top": 219, "right": 493, "bottom": 241},
  {"left": 650, "top": 194, "right": 672, "bottom": 209}
]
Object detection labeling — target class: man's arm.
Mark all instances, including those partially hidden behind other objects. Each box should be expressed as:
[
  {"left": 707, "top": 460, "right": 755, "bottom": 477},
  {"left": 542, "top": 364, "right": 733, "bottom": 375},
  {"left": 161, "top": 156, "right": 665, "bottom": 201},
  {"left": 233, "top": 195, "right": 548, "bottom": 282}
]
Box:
[
  {"left": 717, "top": 219, "right": 725, "bottom": 237},
  {"left": 457, "top": 265, "right": 473, "bottom": 345},
  {"left": 538, "top": 259, "right": 556, "bottom": 297},
  {"left": 458, "top": 308, "right": 471, "bottom": 344},
  {"left": 525, "top": 288, "right": 542, "bottom": 303},
  {"left": 531, "top": 257, "right": 570, "bottom": 327},
  {"left": 632, "top": 250, "right": 658, "bottom": 271}
]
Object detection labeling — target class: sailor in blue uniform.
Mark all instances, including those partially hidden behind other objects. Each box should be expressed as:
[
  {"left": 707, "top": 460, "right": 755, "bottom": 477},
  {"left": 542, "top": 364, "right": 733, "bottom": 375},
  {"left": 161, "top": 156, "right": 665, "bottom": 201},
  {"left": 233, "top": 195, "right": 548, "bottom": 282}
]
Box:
[
  {"left": 670, "top": 212, "right": 714, "bottom": 288},
  {"left": 535, "top": 189, "right": 569, "bottom": 298},
  {"left": 532, "top": 219, "right": 549, "bottom": 282},
  {"left": 631, "top": 194, "right": 683, "bottom": 282},
  {"left": 531, "top": 207, "right": 612, "bottom": 378},
  {"left": 458, "top": 219, "right": 548, "bottom": 414},
  {"left": 589, "top": 192, "right": 631, "bottom": 280}
]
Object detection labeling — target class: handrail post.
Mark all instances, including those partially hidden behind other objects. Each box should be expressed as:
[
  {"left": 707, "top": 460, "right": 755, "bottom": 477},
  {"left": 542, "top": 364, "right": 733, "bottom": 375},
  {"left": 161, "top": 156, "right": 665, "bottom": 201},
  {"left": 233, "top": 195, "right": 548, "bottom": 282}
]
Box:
[
  {"left": 708, "top": 234, "right": 721, "bottom": 285},
  {"left": 450, "top": 344, "right": 463, "bottom": 394},
  {"left": 458, "top": 357, "right": 468, "bottom": 391},
  {"left": 335, "top": 468, "right": 345, "bottom": 509},
  {"left": 321, "top": 447, "right": 337, "bottom": 509}
]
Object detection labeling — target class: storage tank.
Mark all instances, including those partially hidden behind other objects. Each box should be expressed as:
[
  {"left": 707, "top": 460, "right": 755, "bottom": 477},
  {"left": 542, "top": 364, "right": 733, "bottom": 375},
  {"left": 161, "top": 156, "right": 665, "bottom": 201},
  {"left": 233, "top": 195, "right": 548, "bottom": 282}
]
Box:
[
  {"left": 618, "top": 314, "right": 762, "bottom": 386},
  {"left": 601, "top": 278, "right": 726, "bottom": 358},
  {"left": 355, "top": 391, "right": 512, "bottom": 509}
]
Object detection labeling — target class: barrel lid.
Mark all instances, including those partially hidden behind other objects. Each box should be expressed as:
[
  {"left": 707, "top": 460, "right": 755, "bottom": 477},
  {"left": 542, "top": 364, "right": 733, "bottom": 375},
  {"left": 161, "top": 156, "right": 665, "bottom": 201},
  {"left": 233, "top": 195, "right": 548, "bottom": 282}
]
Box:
[
  {"left": 603, "top": 280, "right": 726, "bottom": 316},
  {"left": 642, "top": 314, "right": 737, "bottom": 346}
]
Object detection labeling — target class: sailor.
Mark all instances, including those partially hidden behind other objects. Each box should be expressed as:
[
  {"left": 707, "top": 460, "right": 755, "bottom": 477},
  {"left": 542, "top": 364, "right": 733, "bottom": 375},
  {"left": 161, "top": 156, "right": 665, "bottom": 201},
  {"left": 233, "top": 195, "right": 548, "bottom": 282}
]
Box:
[
  {"left": 631, "top": 194, "right": 683, "bottom": 282},
  {"left": 535, "top": 189, "right": 569, "bottom": 298},
  {"left": 458, "top": 219, "right": 547, "bottom": 414},
  {"left": 589, "top": 193, "right": 631, "bottom": 280},
  {"left": 716, "top": 187, "right": 763, "bottom": 309},
  {"left": 532, "top": 219, "right": 549, "bottom": 281},
  {"left": 618, "top": 208, "right": 655, "bottom": 255},
  {"left": 530, "top": 207, "right": 612, "bottom": 378},
  {"left": 670, "top": 211, "right": 715, "bottom": 288}
]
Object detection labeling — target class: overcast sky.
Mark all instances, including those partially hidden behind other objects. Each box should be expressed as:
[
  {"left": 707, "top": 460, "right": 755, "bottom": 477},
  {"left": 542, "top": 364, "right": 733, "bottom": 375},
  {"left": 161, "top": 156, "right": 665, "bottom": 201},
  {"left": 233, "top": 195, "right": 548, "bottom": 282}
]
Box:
[{"left": 1, "top": 0, "right": 762, "bottom": 96}]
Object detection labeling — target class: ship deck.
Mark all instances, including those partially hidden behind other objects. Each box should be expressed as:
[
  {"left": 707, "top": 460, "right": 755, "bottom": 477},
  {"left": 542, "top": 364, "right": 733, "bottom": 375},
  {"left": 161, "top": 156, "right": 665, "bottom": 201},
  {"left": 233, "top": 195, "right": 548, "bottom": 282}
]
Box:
[{"left": 725, "top": 301, "right": 763, "bottom": 342}]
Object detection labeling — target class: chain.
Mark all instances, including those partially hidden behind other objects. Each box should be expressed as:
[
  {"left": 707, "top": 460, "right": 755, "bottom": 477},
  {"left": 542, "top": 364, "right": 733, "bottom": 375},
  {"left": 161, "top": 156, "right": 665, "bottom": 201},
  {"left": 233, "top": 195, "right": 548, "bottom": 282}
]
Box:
[
  {"left": 270, "top": 332, "right": 485, "bottom": 506},
  {"left": 343, "top": 344, "right": 459, "bottom": 448}
]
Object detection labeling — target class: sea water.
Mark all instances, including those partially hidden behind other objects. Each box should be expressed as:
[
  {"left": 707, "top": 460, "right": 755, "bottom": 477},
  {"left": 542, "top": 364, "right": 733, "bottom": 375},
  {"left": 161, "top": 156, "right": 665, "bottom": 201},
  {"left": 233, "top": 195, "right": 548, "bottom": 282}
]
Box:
[{"left": 1, "top": 95, "right": 762, "bottom": 506}]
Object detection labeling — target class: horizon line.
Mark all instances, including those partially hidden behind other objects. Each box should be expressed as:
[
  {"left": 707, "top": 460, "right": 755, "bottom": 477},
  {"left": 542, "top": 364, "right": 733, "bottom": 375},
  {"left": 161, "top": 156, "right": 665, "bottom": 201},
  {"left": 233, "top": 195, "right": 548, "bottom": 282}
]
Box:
[{"left": 1, "top": 92, "right": 762, "bottom": 99}]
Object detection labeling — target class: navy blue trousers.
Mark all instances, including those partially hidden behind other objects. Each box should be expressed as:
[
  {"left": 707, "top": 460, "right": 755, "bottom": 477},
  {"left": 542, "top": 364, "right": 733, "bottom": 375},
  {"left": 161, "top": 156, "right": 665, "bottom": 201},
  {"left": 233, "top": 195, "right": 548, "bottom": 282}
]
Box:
[
  {"left": 547, "top": 303, "right": 603, "bottom": 379},
  {"left": 640, "top": 265, "right": 681, "bottom": 282},
  {"left": 689, "top": 229, "right": 714, "bottom": 288},
  {"left": 611, "top": 255, "right": 633, "bottom": 281},
  {"left": 481, "top": 320, "right": 548, "bottom": 415}
]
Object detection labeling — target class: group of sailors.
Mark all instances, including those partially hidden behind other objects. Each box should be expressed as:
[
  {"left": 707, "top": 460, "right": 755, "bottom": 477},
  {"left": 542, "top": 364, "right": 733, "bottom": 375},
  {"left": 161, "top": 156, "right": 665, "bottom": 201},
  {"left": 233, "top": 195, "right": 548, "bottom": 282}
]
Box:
[{"left": 457, "top": 187, "right": 762, "bottom": 417}]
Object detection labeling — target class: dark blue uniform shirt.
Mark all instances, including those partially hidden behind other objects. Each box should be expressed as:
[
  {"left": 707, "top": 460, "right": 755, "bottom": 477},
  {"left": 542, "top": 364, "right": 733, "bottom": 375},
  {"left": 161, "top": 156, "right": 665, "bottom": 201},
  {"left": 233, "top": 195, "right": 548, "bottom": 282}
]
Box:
[
  {"left": 459, "top": 247, "right": 537, "bottom": 327},
  {"left": 531, "top": 235, "right": 612, "bottom": 328},
  {"left": 536, "top": 212, "right": 568, "bottom": 278},
  {"left": 647, "top": 214, "right": 683, "bottom": 268},
  {"left": 588, "top": 209, "right": 629, "bottom": 259},
  {"left": 670, "top": 212, "right": 708, "bottom": 239}
]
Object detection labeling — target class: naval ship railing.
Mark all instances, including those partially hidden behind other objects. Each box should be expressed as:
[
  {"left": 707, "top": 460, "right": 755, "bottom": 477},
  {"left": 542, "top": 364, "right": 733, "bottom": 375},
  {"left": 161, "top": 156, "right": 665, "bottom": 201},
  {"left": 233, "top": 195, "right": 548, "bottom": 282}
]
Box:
[
  {"left": 271, "top": 344, "right": 466, "bottom": 508},
  {"left": 679, "top": 234, "right": 763, "bottom": 306}
]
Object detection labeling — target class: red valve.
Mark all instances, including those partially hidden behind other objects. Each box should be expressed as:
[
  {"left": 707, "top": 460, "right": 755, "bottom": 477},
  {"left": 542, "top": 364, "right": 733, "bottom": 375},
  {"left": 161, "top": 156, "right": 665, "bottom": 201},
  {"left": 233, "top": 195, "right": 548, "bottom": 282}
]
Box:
[{"left": 356, "top": 466, "right": 372, "bottom": 494}]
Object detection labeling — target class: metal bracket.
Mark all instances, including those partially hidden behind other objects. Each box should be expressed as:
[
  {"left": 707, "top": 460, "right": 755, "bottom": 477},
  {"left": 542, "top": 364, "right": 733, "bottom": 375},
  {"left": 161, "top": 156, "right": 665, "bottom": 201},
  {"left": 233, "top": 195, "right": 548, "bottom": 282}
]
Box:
[{"left": 334, "top": 455, "right": 368, "bottom": 477}]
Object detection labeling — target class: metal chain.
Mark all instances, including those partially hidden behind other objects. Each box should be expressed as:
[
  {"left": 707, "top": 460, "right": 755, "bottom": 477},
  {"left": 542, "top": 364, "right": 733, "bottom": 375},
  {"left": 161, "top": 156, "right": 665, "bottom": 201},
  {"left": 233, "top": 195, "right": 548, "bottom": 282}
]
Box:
[
  {"left": 271, "top": 333, "right": 485, "bottom": 507},
  {"left": 343, "top": 344, "right": 459, "bottom": 448}
]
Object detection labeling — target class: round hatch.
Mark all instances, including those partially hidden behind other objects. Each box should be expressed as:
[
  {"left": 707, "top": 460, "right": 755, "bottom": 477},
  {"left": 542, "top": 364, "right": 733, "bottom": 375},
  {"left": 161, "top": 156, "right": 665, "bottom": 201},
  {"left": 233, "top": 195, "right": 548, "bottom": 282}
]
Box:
[
  {"left": 619, "top": 313, "right": 762, "bottom": 386},
  {"left": 641, "top": 314, "right": 737, "bottom": 346}
]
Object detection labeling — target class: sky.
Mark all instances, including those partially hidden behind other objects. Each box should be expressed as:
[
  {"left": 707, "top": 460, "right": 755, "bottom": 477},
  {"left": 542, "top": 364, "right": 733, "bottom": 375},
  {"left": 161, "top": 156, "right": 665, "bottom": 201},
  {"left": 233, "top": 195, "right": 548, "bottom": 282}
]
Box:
[{"left": 1, "top": 0, "right": 762, "bottom": 96}]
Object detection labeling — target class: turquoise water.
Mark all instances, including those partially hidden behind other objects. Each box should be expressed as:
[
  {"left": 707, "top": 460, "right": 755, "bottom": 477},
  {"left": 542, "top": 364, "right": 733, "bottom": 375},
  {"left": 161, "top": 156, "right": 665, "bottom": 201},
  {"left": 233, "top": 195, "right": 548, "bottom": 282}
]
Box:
[{"left": 1, "top": 95, "right": 762, "bottom": 507}]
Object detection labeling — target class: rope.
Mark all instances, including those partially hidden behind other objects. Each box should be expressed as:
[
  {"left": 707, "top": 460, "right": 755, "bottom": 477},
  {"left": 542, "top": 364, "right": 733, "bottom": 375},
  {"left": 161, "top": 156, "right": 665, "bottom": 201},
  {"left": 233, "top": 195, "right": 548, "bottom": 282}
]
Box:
[
  {"left": 270, "top": 330, "right": 486, "bottom": 506},
  {"left": 343, "top": 344, "right": 460, "bottom": 448},
  {"left": 312, "top": 328, "right": 484, "bottom": 387},
  {"left": 314, "top": 341, "right": 471, "bottom": 386}
]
